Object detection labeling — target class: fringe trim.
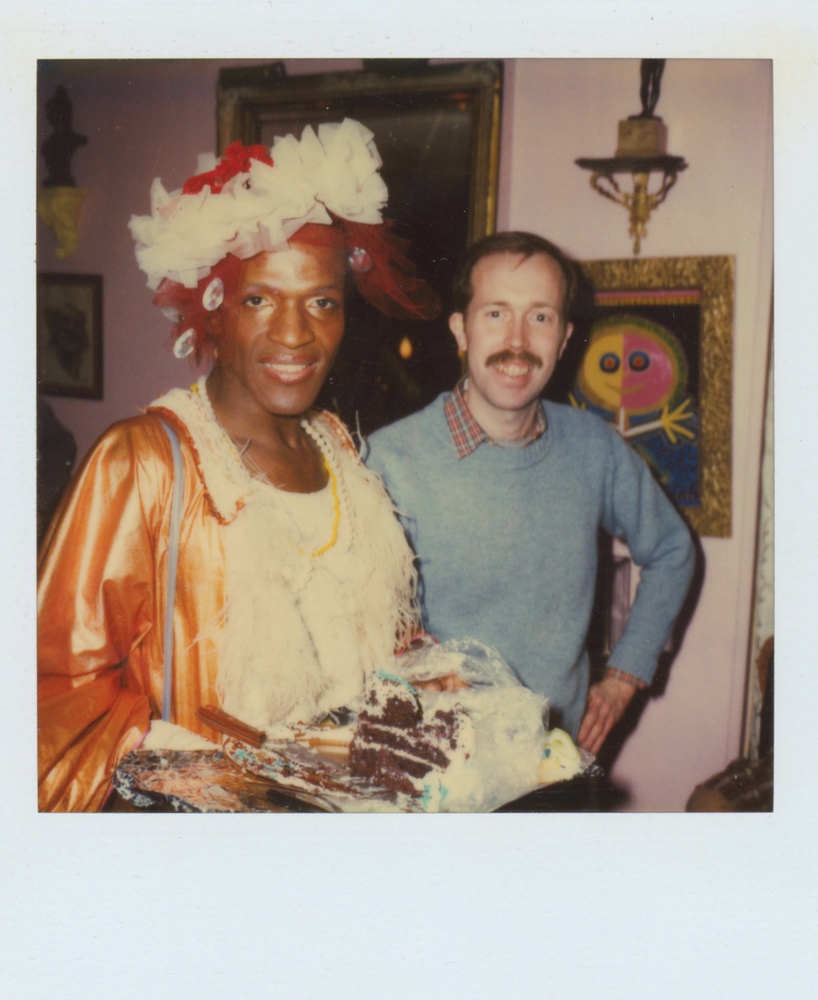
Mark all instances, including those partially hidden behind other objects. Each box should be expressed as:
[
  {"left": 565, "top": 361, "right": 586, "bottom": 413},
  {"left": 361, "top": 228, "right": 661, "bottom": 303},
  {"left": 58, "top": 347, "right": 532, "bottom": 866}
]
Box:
[{"left": 148, "top": 385, "right": 251, "bottom": 522}]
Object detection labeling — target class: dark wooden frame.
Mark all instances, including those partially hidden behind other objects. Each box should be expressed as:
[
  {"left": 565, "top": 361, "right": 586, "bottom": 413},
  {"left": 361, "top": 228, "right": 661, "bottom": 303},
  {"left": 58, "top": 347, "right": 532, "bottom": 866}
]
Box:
[{"left": 37, "top": 272, "right": 103, "bottom": 399}]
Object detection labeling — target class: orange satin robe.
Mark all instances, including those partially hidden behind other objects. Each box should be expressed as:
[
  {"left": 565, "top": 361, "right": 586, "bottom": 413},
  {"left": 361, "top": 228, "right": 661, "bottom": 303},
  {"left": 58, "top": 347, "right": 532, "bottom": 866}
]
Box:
[{"left": 38, "top": 409, "right": 229, "bottom": 812}]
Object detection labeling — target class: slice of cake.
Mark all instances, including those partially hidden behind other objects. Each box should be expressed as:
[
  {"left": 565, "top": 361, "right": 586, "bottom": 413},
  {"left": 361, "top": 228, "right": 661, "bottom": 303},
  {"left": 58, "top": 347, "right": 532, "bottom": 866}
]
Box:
[{"left": 348, "top": 671, "right": 471, "bottom": 798}]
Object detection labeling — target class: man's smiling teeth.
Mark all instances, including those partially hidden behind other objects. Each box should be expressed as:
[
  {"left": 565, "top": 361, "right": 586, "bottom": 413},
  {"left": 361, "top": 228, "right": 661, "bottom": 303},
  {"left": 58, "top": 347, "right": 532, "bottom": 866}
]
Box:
[{"left": 494, "top": 360, "right": 531, "bottom": 376}]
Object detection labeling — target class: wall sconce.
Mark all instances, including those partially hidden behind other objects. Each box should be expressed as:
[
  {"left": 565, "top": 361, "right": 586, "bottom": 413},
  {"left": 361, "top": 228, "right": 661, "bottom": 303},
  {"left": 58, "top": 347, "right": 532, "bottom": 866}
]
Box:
[
  {"left": 575, "top": 60, "right": 687, "bottom": 255},
  {"left": 38, "top": 86, "right": 88, "bottom": 259}
]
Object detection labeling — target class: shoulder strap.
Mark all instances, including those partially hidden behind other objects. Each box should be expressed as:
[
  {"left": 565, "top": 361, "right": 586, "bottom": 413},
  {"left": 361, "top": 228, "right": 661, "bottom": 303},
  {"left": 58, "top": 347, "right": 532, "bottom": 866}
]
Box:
[{"left": 159, "top": 420, "right": 184, "bottom": 722}]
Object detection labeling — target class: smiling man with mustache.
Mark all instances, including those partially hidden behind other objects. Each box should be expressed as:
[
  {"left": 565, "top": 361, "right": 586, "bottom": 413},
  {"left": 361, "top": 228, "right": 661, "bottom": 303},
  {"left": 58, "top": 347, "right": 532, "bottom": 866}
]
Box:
[{"left": 366, "top": 231, "right": 695, "bottom": 758}]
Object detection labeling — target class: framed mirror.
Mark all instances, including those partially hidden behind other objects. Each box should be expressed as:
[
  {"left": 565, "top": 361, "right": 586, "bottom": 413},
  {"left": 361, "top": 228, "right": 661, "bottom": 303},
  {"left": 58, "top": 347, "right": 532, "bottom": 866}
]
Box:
[{"left": 217, "top": 60, "right": 503, "bottom": 433}]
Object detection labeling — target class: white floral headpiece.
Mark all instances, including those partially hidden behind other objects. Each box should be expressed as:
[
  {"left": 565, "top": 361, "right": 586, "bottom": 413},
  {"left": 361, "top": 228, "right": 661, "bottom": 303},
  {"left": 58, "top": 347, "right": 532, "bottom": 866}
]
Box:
[{"left": 129, "top": 118, "right": 388, "bottom": 291}]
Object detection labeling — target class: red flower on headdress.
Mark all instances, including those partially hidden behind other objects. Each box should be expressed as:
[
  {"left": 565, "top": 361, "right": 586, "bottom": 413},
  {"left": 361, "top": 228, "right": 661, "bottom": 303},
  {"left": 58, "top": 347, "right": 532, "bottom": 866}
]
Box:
[{"left": 182, "top": 142, "right": 274, "bottom": 195}]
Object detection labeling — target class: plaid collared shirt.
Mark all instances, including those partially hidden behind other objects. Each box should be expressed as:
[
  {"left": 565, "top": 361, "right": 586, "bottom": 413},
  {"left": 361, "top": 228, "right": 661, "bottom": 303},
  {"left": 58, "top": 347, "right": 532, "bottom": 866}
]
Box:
[{"left": 443, "top": 378, "right": 547, "bottom": 459}]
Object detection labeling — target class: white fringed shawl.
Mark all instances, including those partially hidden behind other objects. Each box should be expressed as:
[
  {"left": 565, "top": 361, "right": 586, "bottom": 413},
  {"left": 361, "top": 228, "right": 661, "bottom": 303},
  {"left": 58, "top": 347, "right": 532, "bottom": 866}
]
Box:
[{"left": 153, "top": 384, "right": 419, "bottom": 728}]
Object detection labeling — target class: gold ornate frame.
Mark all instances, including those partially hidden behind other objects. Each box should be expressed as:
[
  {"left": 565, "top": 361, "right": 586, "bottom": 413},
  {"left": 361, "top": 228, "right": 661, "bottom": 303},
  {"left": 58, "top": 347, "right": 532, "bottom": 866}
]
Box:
[
  {"left": 217, "top": 60, "right": 502, "bottom": 246},
  {"left": 215, "top": 60, "right": 503, "bottom": 432},
  {"left": 580, "top": 256, "right": 734, "bottom": 537}
]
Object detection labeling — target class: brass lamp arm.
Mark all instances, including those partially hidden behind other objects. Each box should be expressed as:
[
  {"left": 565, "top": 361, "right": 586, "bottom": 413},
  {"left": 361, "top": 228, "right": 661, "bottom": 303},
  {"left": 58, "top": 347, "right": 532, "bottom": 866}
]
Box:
[{"left": 586, "top": 168, "right": 682, "bottom": 255}]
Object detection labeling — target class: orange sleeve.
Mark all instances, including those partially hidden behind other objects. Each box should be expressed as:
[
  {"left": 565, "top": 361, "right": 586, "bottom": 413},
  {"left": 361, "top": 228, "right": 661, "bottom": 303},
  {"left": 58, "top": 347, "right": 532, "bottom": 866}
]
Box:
[{"left": 37, "top": 418, "right": 171, "bottom": 811}]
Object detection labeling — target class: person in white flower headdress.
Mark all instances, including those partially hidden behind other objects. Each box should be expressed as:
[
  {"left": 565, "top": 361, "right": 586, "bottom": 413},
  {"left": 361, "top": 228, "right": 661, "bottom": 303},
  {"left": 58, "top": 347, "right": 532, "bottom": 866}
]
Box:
[{"left": 37, "top": 120, "right": 439, "bottom": 812}]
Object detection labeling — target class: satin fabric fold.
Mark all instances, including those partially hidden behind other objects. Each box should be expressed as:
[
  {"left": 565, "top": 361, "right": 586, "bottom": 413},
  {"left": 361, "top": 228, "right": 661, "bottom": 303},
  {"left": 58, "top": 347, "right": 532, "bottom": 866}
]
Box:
[{"left": 38, "top": 412, "right": 225, "bottom": 811}]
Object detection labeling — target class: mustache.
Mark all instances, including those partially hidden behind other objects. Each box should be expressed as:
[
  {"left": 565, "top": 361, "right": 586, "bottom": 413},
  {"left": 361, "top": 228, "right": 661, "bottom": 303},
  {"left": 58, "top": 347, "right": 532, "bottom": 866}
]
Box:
[{"left": 485, "top": 349, "right": 543, "bottom": 369}]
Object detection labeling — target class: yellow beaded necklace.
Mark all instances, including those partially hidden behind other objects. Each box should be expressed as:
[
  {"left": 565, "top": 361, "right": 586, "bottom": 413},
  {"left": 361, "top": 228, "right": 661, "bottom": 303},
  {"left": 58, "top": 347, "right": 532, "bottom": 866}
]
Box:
[{"left": 309, "top": 457, "right": 341, "bottom": 557}]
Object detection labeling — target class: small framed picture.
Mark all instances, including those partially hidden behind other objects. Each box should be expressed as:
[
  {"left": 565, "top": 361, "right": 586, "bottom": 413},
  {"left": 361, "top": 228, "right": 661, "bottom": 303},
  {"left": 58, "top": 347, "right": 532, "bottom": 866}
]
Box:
[{"left": 37, "top": 272, "right": 103, "bottom": 399}]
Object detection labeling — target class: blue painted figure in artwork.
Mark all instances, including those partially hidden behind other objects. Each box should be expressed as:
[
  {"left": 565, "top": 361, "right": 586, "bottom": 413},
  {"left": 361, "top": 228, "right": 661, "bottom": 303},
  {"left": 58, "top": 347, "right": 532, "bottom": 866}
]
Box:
[{"left": 570, "top": 315, "right": 699, "bottom": 505}]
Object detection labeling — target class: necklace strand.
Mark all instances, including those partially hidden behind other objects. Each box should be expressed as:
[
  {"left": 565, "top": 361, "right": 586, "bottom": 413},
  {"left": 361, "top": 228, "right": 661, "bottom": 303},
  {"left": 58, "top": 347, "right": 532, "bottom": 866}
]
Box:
[
  {"left": 300, "top": 425, "right": 341, "bottom": 557},
  {"left": 301, "top": 417, "right": 353, "bottom": 552},
  {"left": 194, "top": 377, "right": 345, "bottom": 558}
]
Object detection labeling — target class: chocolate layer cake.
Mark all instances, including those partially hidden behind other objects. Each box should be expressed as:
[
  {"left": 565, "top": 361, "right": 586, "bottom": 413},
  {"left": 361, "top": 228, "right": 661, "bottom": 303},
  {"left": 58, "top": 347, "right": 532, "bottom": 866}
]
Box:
[{"left": 349, "top": 671, "right": 469, "bottom": 797}]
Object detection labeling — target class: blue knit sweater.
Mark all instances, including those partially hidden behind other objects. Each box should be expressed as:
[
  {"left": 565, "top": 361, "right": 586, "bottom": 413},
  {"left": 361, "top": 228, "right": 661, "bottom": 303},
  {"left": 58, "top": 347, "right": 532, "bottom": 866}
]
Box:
[{"left": 366, "top": 394, "right": 695, "bottom": 737}]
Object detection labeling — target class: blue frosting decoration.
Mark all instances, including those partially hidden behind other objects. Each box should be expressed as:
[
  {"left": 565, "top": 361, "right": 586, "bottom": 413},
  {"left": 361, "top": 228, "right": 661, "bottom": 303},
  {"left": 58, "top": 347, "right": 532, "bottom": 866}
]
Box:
[{"left": 375, "top": 668, "right": 418, "bottom": 693}]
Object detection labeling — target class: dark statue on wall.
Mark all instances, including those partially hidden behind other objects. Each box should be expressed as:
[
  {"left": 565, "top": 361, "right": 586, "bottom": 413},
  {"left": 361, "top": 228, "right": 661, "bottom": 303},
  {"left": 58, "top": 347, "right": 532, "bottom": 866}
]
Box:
[
  {"left": 638, "top": 59, "right": 665, "bottom": 118},
  {"left": 41, "top": 85, "right": 87, "bottom": 187}
]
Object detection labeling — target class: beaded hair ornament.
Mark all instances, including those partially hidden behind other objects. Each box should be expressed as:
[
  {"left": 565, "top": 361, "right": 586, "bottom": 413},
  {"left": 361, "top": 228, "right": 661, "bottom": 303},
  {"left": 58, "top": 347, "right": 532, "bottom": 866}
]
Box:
[{"left": 129, "top": 119, "right": 440, "bottom": 360}]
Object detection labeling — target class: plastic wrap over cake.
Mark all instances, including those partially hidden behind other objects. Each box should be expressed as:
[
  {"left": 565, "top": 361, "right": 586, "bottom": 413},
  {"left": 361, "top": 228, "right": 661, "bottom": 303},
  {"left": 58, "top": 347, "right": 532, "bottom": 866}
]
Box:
[{"left": 351, "top": 639, "right": 550, "bottom": 812}]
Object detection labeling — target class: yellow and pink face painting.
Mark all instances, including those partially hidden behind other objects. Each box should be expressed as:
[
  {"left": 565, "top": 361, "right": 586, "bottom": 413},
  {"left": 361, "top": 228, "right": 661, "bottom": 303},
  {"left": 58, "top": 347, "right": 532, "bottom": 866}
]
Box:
[{"left": 577, "top": 315, "right": 688, "bottom": 418}]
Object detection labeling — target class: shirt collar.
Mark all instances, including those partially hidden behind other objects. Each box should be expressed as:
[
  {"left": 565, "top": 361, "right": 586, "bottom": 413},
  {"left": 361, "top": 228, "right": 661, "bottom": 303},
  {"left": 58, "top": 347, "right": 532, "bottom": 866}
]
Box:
[{"left": 444, "top": 377, "right": 547, "bottom": 459}]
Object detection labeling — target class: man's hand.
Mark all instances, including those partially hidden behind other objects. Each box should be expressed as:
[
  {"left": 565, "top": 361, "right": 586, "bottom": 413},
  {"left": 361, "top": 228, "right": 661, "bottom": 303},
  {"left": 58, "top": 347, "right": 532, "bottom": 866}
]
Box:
[{"left": 577, "top": 675, "right": 636, "bottom": 755}]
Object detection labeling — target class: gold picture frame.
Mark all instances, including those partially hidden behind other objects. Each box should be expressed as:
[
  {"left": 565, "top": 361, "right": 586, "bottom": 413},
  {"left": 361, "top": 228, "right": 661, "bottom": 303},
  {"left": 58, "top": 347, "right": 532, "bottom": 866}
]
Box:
[
  {"left": 215, "top": 60, "right": 503, "bottom": 433},
  {"left": 579, "top": 256, "right": 734, "bottom": 538},
  {"left": 217, "top": 60, "right": 502, "bottom": 245}
]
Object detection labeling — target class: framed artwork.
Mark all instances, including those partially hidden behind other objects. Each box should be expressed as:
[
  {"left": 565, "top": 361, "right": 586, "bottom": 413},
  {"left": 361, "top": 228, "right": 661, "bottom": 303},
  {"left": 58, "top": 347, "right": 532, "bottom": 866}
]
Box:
[
  {"left": 37, "top": 272, "right": 103, "bottom": 399},
  {"left": 216, "top": 60, "right": 503, "bottom": 434},
  {"left": 576, "top": 256, "right": 734, "bottom": 538}
]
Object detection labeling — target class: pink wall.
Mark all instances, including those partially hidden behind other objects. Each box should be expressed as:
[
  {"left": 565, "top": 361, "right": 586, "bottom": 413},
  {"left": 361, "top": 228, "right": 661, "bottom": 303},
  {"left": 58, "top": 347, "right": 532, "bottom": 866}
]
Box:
[{"left": 37, "top": 58, "right": 773, "bottom": 809}]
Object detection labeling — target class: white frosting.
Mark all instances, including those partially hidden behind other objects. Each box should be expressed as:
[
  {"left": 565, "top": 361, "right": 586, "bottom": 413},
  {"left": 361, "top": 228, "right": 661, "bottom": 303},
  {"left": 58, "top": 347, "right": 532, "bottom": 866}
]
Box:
[
  {"left": 141, "top": 720, "right": 219, "bottom": 751},
  {"left": 538, "top": 728, "right": 583, "bottom": 784}
]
